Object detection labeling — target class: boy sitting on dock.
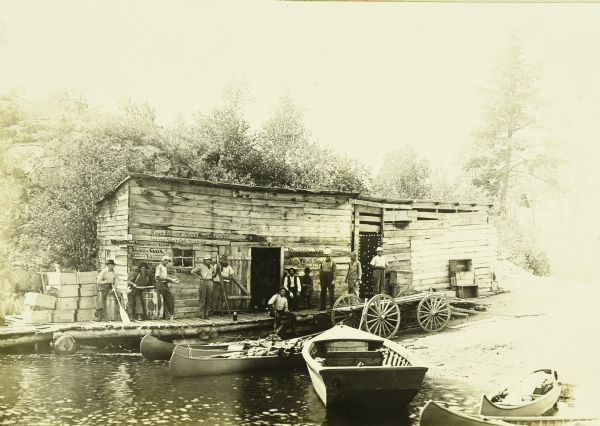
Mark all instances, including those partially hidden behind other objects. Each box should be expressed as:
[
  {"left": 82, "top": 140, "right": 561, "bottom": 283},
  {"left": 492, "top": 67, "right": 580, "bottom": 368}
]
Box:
[{"left": 268, "top": 288, "right": 297, "bottom": 335}]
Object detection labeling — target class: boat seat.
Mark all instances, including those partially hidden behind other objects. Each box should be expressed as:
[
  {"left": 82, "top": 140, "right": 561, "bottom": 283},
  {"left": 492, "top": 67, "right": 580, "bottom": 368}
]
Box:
[{"left": 323, "top": 351, "right": 384, "bottom": 367}]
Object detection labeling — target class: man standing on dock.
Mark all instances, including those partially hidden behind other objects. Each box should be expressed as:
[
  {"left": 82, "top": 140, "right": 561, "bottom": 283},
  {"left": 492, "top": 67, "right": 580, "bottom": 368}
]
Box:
[
  {"left": 268, "top": 288, "right": 297, "bottom": 335},
  {"left": 155, "top": 256, "right": 176, "bottom": 320},
  {"left": 319, "top": 247, "right": 336, "bottom": 310},
  {"left": 370, "top": 246, "right": 389, "bottom": 295},
  {"left": 191, "top": 255, "right": 215, "bottom": 319},
  {"left": 96, "top": 259, "right": 118, "bottom": 321}
]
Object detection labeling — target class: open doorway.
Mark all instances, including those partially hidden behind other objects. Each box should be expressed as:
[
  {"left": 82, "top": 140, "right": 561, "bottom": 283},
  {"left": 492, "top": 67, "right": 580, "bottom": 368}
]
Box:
[
  {"left": 358, "top": 232, "right": 381, "bottom": 299},
  {"left": 250, "top": 247, "right": 281, "bottom": 309}
]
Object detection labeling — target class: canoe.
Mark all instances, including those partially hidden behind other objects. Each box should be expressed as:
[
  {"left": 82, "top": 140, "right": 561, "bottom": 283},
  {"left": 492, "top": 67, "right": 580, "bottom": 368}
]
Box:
[
  {"left": 302, "top": 324, "right": 428, "bottom": 408},
  {"left": 480, "top": 369, "right": 561, "bottom": 417},
  {"left": 421, "top": 401, "right": 512, "bottom": 426},
  {"left": 169, "top": 336, "right": 307, "bottom": 377},
  {"left": 140, "top": 334, "right": 230, "bottom": 360},
  {"left": 421, "top": 401, "right": 598, "bottom": 426}
]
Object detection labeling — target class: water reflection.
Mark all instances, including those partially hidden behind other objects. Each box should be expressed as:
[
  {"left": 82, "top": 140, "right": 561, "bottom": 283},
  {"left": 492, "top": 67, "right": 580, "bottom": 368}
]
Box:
[{"left": 0, "top": 354, "right": 591, "bottom": 425}]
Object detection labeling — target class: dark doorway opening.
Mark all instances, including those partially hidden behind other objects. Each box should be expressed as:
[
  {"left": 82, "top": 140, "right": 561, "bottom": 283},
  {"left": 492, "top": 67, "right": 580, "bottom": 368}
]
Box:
[
  {"left": 250, "top": 247, "right": 281, "bottom": 309},
  {"left": 358, "top": 232, "right": 381, "bottom": 299}
]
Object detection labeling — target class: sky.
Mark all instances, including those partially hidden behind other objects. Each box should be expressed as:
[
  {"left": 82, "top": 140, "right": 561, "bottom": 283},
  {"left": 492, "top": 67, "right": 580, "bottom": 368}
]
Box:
[{"left": 1, "top": 0, "right": 599, "bottom": 280}]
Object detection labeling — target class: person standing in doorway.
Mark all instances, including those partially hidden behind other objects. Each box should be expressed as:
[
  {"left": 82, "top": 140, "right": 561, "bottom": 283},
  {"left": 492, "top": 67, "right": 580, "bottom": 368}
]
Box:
[
  {"left": 191, "top": 255, "right": 215, "bottom": 319},
  {"left": 283, "top": 267, "right": 301, "bottom": 311},
  {"left": 319, "top": 247, "right": 336, "bottom": 310},
  {"left": 96, "top": 259, "right": 118, "bottom": 321},
  {"left": 155, "top": 256, "right": 177, "bottom": 320},
  {"left": 345, "top": 252, "right": 362, "bottom": 298},
  {"left": 370, "top": 246, "right": 389, "bottom": 295}
]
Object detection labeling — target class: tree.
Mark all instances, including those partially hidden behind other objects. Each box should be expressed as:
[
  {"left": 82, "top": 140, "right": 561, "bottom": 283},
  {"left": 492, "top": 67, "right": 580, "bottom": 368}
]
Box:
[
  {"left": 372, "top": 146, "right": 432, "bottom": 199},
  {"left": 465, "top": 37, "right": 562, "bottom": 213}
]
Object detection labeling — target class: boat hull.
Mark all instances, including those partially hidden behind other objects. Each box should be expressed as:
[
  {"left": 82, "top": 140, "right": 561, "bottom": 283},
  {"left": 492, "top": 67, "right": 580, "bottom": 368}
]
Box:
[
  {"left": 140, "top": 334, "right": 230, "bottom": 361},
  {"left": 480, "top": 369, "right": 561, "bottom": 417},
  {"left": 169, "top": 345, "right": 304, "bottom": 378},
  {"left": 302, "top": 325, "right": 428, "bottom": 408},
  {"left": 420, "top": 401, "right": 512, "bottom": 426},
  {"left": 309, "top": 365, "right": 426, "bottom": 407}
]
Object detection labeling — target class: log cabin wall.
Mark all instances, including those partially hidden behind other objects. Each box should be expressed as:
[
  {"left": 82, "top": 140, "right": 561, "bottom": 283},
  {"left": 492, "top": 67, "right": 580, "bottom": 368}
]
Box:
[
  {"left": 119, "top": 175, "right": 354, "bottom": 318},
  {"left": 96, "top": 182, "right": 130, "bottom": 290},
  {"left": 379, "top": 200, "right": 496, "bottom": 292}
]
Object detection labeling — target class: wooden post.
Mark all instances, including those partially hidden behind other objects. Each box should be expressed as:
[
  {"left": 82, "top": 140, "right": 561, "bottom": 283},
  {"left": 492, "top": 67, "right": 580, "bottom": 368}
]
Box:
[{"left": 53, "top": 334, "right": 77, "bottom": 355}]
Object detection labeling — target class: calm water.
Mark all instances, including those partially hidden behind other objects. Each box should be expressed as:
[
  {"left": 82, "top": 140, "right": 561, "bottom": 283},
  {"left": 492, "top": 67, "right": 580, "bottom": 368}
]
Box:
[{"left": 0, "top": 353, "right": 579, "bottom": 426}]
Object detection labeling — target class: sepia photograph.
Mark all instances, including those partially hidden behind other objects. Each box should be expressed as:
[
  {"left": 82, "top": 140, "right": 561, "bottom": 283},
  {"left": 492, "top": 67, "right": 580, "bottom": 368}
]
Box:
[{"left": 0, "top": 1, "right": 599, "bottom": 425}]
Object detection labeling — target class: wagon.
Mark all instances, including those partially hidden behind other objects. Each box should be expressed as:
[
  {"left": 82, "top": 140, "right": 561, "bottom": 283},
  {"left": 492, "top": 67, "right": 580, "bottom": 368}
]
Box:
[{"left": 330, "top": 291, "right": 451, "bottom": 338}]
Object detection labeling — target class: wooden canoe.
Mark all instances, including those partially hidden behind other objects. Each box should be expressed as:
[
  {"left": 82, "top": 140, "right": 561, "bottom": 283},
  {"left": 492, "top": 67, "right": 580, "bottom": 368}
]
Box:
[
  {"left": 422, "top": 401, "right": 598, "bottom": 426},
  {"left": 302, "top": 325, "right": 428, "bottom": 408},
  {"left": 169, "top": 337, "right": 307, "bottom": 378},
  {"left": 139, "top": 334, "right": 230, "bottom": 360},
  {"left": 480, "top": 369, "right": 561, "bottom": 417},
  {"left": 420, "top": 401, "right": 513, "bottom": 426}
]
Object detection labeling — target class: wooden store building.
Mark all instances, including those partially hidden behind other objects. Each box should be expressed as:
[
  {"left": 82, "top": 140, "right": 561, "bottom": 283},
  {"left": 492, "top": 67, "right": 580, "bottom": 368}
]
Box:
[{"left": 95, "top": 174, "right": 496, "bottom": 318}]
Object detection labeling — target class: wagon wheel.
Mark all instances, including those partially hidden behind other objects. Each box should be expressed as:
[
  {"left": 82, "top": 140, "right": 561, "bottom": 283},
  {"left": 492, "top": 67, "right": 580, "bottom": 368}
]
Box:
[
  {"left": 417, "top": 294, "right": 451, "bottom": 332},
  {"left": 364, "top": 294, "right": 401, "bottom": 338},
  {"left": 331, "top": 294, "right": 362, "bottom": 328}
]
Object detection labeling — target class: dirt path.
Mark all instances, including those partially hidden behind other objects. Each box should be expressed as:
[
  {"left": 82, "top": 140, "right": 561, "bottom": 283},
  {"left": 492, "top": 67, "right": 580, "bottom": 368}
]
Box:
[{"left": 401, "top": 264, "right": 600, "bottom": 418}]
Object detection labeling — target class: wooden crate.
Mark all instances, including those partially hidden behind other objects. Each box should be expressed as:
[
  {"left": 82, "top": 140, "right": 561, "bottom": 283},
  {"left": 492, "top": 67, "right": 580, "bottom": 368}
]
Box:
[
  {"left": 56, "top": 297, "right": 78, "bottom": 310},
  {"left": 46, "top": 272, "right": 78, "bottom": 286},
  {"left": 24, "top": 292, "right": 57, "bottom": 310},
  {"left": 78, "top": 296, "right": 97, "bottom": 309},
  {"left": 52, "top": 310, "right": 76, "bottom": 323},
  {"left": 77, "top": 272, "right": 97, "bottom": 284},
  {"left": 79, "top": 284, "right": 97, "bottom": 297},
  {"left": 22, "top": 309, "right": 52, "bottom": 324},
  {"left": 55, "top": 286, "right": 79, "bottom": 298},
  {"left": 76, "top": 309, "right": 96, "bottom": 322}
]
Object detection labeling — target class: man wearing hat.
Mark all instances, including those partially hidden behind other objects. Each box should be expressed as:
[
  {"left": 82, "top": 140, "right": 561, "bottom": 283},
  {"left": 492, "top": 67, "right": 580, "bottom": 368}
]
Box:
[
  {"left": 191, "top": 255, "right": 215, "bottom": 319},
  {"left": 96, "top": 259, "right": 118, "bottom": 321},
  {"left": 155, "top": 256, "right": 177, "bottom": 319},
  {"left": 370, "top": 246, "right": 390, "bottom": 295},
  {"left": 319, "top": 247, "right": 337, "bottom": 310},
  {"left": 282, "top": 267, "right": 301, "bottom": 311}
]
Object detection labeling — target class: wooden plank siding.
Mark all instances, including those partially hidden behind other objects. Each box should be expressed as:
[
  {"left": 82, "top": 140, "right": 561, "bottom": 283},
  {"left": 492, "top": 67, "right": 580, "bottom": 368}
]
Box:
[
  {"left": 125, "top": 176, "right": 354, "bottom": 317},
  {"left": 96, "top": 174, "right": 496, "bottom": 318},
  {"left": 96, "top": 183, "right": 130, "bottom": 290}
]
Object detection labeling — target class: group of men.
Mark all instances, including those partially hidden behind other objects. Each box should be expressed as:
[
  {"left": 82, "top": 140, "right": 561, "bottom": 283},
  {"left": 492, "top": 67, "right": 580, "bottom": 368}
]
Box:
[
  {"left": 266, "top": 245, "right": 390, "bottom": 334},
  {"left": 96, "top": 245, "right": 391, "bottom": 326}
]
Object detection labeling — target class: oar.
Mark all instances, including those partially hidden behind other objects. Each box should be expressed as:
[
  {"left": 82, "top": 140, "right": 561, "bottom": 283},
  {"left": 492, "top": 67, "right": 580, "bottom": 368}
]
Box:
[{"left": 111, "top": 284, "right": 131, "bottom": 324}]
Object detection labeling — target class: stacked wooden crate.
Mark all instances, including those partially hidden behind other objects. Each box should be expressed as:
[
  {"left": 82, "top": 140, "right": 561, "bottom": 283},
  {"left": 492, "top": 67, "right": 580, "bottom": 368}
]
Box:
[
  {"left": 22, "top": 292, "right": 57, "bottom": 324},
  {"left": 46, "top": 272, "right": 98, "bottom": 322}
]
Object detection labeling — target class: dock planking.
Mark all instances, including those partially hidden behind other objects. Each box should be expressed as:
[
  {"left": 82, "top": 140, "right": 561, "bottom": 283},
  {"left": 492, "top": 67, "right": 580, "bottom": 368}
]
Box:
[{"left": 0, "top": 309, "right": 329, "bottom": 350}]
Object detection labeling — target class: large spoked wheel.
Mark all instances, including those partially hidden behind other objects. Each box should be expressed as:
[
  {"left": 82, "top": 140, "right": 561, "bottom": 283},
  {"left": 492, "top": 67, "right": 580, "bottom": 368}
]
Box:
[
  {"left": 417, "top": 294, "right": 451, "bottom": 332},
  {"left": 364, "top": 294, "right": 401, "bottom": 338},
  {"left": 331, "top": 294, "right": 362, "bottom": 328}
]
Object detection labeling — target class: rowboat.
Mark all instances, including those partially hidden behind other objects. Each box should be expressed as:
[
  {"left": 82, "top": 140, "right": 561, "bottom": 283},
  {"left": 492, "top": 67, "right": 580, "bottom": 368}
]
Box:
[
  {"left": 421, "top": 400, "right": 598, "bottom": 426},
  {"left": 139, "top": 334, "right": 230, "bottom": 360},
  {"left": 302, "top": 324, "right": 428, "bottom": 407},
  {"left": 480, "top": 369, "right": 561, "bottom": 417},
  {"left": 169, "top": 336, "right": 307, "bottom": 377}
]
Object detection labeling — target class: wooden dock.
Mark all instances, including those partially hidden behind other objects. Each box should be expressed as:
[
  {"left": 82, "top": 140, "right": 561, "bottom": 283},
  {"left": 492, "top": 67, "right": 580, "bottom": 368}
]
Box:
[{"left": 0, "top": 309, "right": 331, "bottom": 352}]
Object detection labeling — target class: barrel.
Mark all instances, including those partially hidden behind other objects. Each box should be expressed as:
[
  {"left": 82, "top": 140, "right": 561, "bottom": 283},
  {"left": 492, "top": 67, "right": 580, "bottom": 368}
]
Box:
[
  {"left": 105, "top": 292, "right": 121, "bottom": 322},
  {"left": 142, "top": 289, "right": 164, "bottom": 320}
]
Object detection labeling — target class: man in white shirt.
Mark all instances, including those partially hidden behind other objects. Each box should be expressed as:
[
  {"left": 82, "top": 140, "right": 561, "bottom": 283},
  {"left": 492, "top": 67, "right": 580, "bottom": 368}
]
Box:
[
  {"left": 370, "top": 246, "right": 389, "bottom": 295},
  {"left": 155, "top": 256, "right": 176, "bottom": 320},
  {"left": 212, "top": 256, "right": 238, "bottom": 313},
  {"left": 96, "top": 259, "right": 118, "bottom": 321},
  {"left": 267, "top": 288, "right": 297, "bottom": 335},
  {"left": 282, "top": 267, "right": 301, "bottom": 311},
  {"left": 191, "top": 255, "right": 215, "bottom": 319}
]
